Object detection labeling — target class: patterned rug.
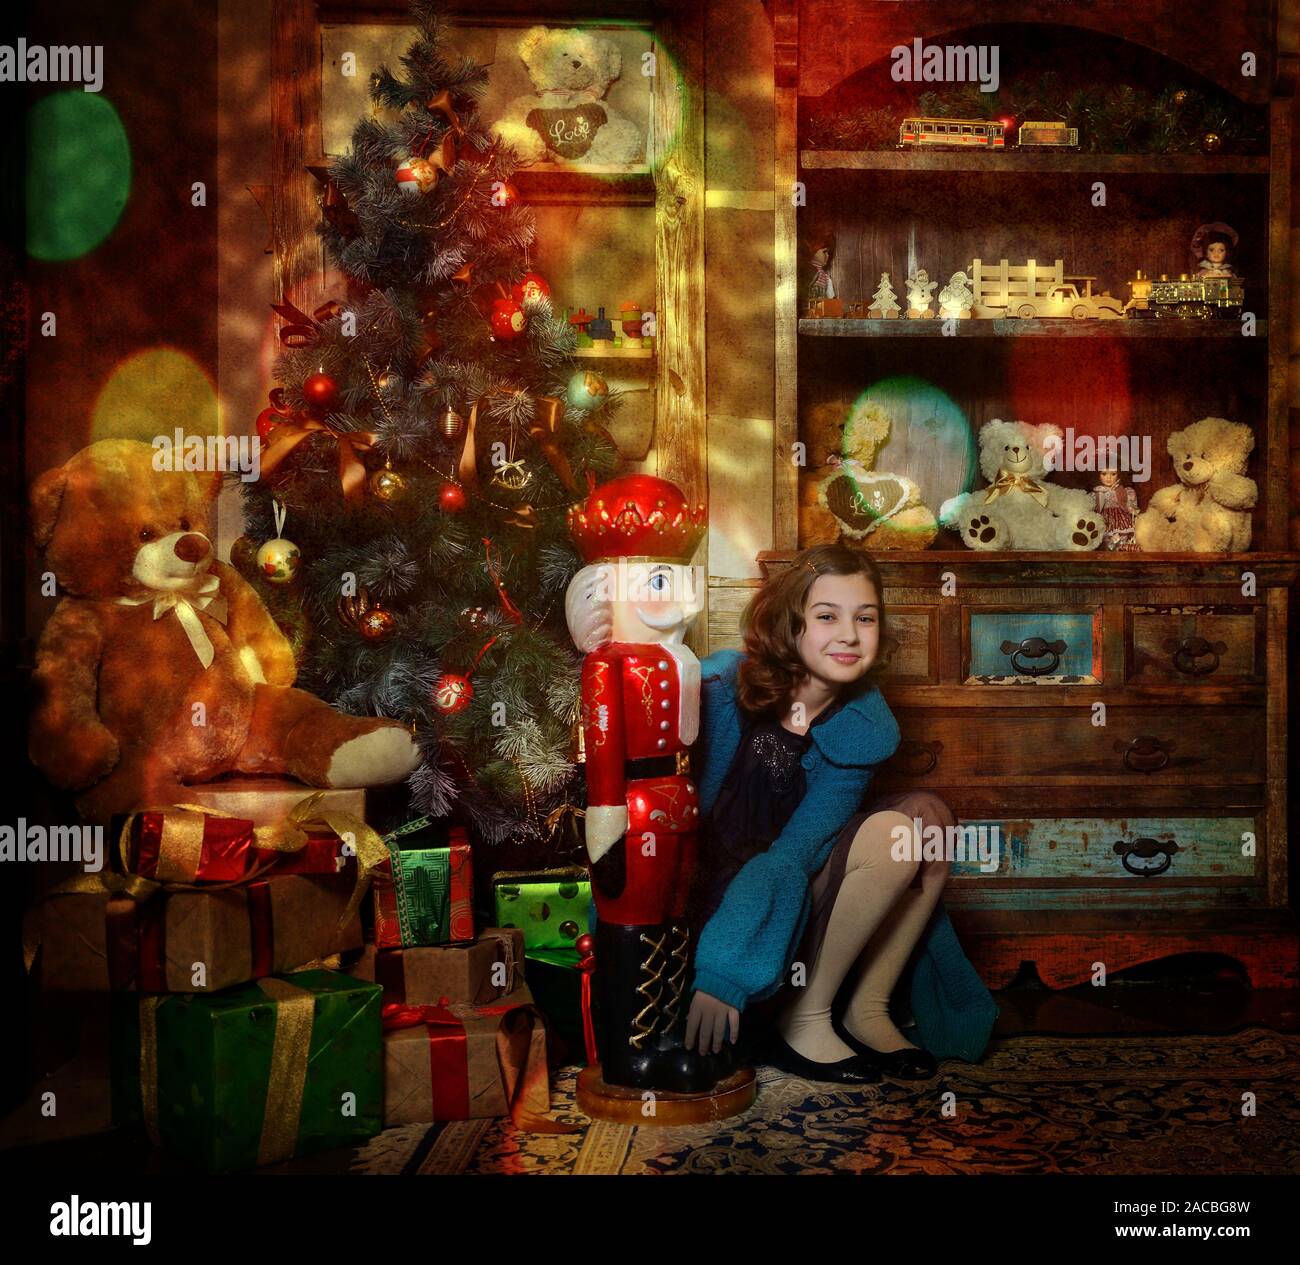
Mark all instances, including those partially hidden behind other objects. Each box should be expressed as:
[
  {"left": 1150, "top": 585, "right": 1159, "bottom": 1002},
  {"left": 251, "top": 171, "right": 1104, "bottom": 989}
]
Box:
[{"left": 333, "top": 1027, "right": 1300, "bottom": 1175}]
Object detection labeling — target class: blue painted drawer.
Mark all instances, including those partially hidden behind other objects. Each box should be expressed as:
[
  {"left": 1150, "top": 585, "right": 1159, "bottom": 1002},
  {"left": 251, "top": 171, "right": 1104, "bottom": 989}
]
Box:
[
  {"left": 967, "top": 609, "right": 1100, "bottom": 683},
  {"left": 946, "top": 817, "right": 1257, "bottom": 888}
]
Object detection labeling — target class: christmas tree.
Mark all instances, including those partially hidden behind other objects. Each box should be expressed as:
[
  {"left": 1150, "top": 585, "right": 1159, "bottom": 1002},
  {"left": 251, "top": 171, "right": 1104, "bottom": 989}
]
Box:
[{"left": 240, "top": 0, "right": 619, "bottom": 862}]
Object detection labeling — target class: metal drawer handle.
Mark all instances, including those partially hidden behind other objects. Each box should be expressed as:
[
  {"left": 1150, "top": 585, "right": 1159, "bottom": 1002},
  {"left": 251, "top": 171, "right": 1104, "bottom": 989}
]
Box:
[
  {"left": 1000, "top": 636, "right": 1066, "bottom": 676},
  {"left": 1162, "top": 635, "right": 1227, "bottom": 676},
  {"left": 1114, "top": 735, "right": 1173, "bottom": 772},
  {"left": 1112, "top": 836, "right": 1180, "bottom": 877},
  {"left": 897, "top": 739, "right": 942, "bottom": 776}
]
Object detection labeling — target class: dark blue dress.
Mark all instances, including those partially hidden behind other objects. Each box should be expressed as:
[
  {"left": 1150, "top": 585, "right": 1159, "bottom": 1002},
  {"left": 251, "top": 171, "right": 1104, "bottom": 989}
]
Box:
[{"left": 686, "top": 695, "right": 847, "bottom": 941}]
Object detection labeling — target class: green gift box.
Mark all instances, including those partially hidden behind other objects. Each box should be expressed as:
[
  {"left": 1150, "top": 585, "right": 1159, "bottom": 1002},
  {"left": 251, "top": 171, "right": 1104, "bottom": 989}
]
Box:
[
  {"left": 492, "top": 867, "right": 592, "bottom": 951},
  {"left": 523, "top": 948, "right": 585, "bottom": 1062},
  {"left": 373, "top": 842, "right": 474, "bottom": 949},
  {"left": 111, "top": 969, "right": 382, "bottom": 1173}
]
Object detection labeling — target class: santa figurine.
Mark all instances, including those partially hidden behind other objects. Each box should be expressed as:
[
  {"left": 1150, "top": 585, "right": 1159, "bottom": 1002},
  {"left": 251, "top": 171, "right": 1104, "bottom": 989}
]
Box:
[{"left": 564, "top": 474, "right": 727, "bottom": 1093}]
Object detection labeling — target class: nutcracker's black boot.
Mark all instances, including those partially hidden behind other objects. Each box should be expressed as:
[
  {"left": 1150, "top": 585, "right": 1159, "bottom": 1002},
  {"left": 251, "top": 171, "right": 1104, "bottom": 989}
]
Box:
[
  {"left": 593, "top": 920, "right": 668, "bottom": 1090},
  {"left": 651, "top": 920, "right": 732, "bottom": 1092}
]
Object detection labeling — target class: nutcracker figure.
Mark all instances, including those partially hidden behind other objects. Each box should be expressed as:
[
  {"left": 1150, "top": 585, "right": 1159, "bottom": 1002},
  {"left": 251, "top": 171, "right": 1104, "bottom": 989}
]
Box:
[{"left": 564, "top": 474, "right": 727, "bottom": 1093}]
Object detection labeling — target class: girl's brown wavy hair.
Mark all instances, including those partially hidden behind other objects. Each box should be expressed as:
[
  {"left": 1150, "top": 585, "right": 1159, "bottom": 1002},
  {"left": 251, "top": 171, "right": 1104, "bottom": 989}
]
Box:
[{"left": 735, "top": 543, "right": 894, "bottom": 719}]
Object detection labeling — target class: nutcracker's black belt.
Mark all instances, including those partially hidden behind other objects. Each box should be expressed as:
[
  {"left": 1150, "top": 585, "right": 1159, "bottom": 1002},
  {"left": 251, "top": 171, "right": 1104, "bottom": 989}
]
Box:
[{"left": 625, "top": 754, "right": 688, "bottom": 780}]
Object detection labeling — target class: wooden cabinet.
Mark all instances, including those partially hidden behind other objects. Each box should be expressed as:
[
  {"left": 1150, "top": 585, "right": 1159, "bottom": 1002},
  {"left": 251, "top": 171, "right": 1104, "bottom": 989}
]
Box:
[
  {"left": 751, "top": 551, "right": 1298, "bottom": 987},
  {"left": 740, "top": 1, "right": 1300, "bottom": 990}
]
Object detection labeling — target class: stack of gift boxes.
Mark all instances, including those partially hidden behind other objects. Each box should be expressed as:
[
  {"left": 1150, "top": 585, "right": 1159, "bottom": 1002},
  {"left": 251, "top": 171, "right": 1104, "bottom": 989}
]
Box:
[{"left": 16, "top": 779, "right": 586, "bottom": 1171}]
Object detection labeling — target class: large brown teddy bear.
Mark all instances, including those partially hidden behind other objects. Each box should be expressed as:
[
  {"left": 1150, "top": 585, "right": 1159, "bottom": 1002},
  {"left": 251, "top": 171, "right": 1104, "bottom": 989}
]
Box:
[{"left": 29, "top": 440, "right": 421, "bottom": 823}]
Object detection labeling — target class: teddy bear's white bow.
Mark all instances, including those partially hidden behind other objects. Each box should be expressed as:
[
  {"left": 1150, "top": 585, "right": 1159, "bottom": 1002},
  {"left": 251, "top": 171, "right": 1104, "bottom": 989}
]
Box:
[{"left": 117, "top": 573, "right": 229, "bottom": 669}]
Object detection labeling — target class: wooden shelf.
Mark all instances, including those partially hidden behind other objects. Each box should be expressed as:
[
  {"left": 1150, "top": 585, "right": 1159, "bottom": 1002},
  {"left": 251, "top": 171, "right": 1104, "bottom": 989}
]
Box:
[
  {"left": 757, "top": 550, "right": 1300, "bottom": 586},
  {"left": 513, "top": 169, "right": 654, "bottom": 207},
  {"left": 572, "top": 346, "right": 655, "bottom": 359},
  {"left": 799, "top": 318, "right": 1265, "bottom": 338},
  {"left": 801, "top": 150, "right": 1270, "bottom": 175}
]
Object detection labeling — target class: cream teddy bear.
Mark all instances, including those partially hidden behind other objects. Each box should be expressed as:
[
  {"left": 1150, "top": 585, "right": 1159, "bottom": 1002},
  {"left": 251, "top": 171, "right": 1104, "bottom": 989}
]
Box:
[
  {"left": 1134, "top": 417, "right": 1256, "bottom": 552},
  {"left": 940, "top": 419, "right": 1104, "bottom": 550},
  {"left": 493, "top": 26, "right": 644, "bottom": 166}
]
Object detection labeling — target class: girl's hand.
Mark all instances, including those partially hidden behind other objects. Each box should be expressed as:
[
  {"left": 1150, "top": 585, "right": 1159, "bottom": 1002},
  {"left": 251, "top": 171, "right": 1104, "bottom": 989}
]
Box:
[{"left": 685, "top": 990, "right": 740, "bottom": 1055}]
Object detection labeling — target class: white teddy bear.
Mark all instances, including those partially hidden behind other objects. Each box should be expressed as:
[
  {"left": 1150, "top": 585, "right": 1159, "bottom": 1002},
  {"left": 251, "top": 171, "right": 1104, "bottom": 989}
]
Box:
[
  {"left": 939, "top": 419, "right": 1104, "bottom": 550},
  {"left": 493, "top": 26, "right": 645, "bottom": 167}
]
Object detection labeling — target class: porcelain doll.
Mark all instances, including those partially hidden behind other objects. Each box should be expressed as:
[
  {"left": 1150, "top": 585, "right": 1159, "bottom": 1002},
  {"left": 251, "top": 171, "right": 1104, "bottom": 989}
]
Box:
[
  {"left": 1092, "top": 465, "right": 1140, "bottom": 551},
  {"left": 808, "top": 236, "right": 836, "bottom": 302},
  {"left": 1191, "top": 222, "right": 1240, "bottom": 280}
]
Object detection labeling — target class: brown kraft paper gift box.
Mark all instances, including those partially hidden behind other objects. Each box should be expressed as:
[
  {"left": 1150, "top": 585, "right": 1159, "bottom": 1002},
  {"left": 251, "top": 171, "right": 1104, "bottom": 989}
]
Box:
[
  {"left": 344, "top": 927, "right": 524, "bottom": 1006},
  {"left": 27, "top": 873, "right": 362, "bottom": 992},
  {"left": 381, "top": 983, "right": 550, "bottom": 1127}
]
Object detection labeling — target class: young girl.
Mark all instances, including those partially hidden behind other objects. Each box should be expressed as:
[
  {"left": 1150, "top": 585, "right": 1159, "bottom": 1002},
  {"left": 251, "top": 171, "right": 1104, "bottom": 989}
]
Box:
[{"left": 683, "top": 543, "right": 996, "bottom": 1082}]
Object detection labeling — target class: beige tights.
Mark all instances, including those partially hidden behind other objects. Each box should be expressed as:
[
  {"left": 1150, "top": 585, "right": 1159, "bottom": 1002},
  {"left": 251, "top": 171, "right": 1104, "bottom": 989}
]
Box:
[{"left": 775, "top": 809, "right": 950, "bottom": 1063}]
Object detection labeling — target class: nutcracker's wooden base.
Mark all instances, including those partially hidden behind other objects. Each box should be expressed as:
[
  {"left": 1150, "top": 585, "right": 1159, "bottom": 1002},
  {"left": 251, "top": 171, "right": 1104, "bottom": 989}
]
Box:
[{"left": 576, "top": 1064, "right": 756, "bottom": 1125}]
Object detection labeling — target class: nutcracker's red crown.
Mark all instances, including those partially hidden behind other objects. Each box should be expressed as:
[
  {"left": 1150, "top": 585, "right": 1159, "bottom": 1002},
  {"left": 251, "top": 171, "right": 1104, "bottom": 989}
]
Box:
[{"left": 567, "top": 473, "right": 707, "bottom": 563}]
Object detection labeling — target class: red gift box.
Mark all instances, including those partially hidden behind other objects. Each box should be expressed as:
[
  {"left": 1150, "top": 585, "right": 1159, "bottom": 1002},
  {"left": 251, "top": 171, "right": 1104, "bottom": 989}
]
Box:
[
  {"left": 127, "top": 810, "right": 351, "bottom": 883},
  {"left": 372, "top": 840, "right": 474, "bottom": 949}
]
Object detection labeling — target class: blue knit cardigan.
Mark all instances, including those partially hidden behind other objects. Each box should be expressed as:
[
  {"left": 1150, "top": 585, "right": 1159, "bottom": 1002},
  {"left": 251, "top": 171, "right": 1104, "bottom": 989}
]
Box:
[{"left": 688, "top": 648, "right": 998, "bottom": 1062}]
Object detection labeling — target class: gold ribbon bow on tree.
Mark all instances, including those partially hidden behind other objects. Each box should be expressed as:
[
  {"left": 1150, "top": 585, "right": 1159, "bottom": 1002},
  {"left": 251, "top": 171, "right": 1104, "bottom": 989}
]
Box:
[
  {"left": 270, "top": 297, "right": 347, "bottom": 349},
  {"left": 260, "top": 414, "right": 379, "bottom": 502},
  {"left": 458, "top": 389, "right": 579, "bottom": 494},
  {"left": 983, "top": 471, "right": 1051, "bottom": 508}
]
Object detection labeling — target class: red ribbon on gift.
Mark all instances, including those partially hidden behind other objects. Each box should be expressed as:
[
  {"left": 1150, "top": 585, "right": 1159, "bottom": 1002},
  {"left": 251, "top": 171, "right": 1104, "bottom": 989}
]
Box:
[
  {"left": 105, "top": 878, "right": 275, "bottom": 991},
  {"left": 382, "top": 996, "right": 576, "bottom": 1133}
]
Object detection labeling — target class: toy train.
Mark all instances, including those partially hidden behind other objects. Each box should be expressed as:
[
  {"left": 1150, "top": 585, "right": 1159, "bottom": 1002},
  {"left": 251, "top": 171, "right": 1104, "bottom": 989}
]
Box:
[
  {"left": 899, "top": 117, "right": 1078, "bottom": 150},
  {"left": 1122, "top": 269, "right": 1245, "bottom": 319}
]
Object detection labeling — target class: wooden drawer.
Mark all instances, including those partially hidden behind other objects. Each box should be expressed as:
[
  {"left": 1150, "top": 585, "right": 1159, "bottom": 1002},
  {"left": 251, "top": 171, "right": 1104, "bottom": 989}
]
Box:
[
  {"left": 1127, "top": 605, "right": 1263, "bottom": 684},
  {"left": 947, "top": 816, "right": 1258, "bottom": 885},
  {"left": 887, "top": 706, "right": 1264, "bottom": 784},
  {"left": 878, "top": 605, "right": 938, "bottom": 683},
  {"left": 965, "top": 608, "right": 1101, "bottom": 683}
]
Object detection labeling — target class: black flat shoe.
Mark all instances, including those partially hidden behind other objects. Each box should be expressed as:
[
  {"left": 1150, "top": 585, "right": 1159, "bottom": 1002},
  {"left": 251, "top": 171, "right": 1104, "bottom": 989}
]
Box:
[
  {"left": 763, "top": 1031, "right": 882, "bottom": 1084},
  {"left": 831, "top": 1017, "right": 938, "bottom": 1080}
]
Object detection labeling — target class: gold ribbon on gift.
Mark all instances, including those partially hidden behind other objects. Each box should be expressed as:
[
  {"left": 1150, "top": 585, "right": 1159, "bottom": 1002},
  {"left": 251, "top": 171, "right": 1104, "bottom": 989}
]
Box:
[
  {"left": 118, "top": 793, "right": 389, "bottom": 929},
  {"left": 983, "top": 471, "right": 1051, "bottom": 508},
  {"left": 254, "top": 976, "right": 316, "bottom": 1165},
  {"left": 459, "top": 390, "right": 578, "bottom": 493},
  {"left": 135, "top": 976, "right": 317, "bottom": 1165},
  {"left": 260, "top": 416, "right": 379, "bottom": 502}
]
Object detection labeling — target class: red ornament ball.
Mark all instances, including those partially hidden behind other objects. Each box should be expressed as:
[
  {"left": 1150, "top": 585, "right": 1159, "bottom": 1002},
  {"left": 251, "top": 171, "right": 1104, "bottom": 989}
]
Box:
[
  {"left": 490, "top": 298, "right": 526, "bottom": 340},
  {"left": 511, "top": 271, "right": 551, "bottom": 304},
  {"left": 256, "top": 407, "right": 286, "bottom": 444},
  {"left": 434, "top": 672, "right": 473, "bottom": 714},
  {"left": 438, "top": 483, "right": 467, "bottom": 512},
  {"left": 302, "top": 370, "right": 339, "bottom": 411}
]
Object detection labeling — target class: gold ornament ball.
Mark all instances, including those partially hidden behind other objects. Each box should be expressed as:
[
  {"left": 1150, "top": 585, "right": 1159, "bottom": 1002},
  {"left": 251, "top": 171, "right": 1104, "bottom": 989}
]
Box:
[
  {"left": 377, "top": 371, "right": 398, "bottom": 393},
  {"left": 359, "top": 607, "right": 397, "bottom": 640},
  {"left": 440, "top": 407, "right": 465, "bottom": 439},
  {"left": 1172, "top": 89, "right": 1188, "bottom": 106},
  {"left": 370, "top": 465, "right": 408, "bottom": 502},
  {"left": 1201, "top": 132, "right": 1223, "bottom": 153},
  {"left": 256, "top": 537, "right": 301, "bottom": 585}
]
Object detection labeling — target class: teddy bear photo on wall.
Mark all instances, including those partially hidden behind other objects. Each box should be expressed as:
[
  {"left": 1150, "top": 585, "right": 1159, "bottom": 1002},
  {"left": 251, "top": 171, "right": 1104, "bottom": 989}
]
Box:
[
  {"left": 27, "top": 439, "right": 422, "bottom": 824},
  {"left": 492, "top": 26, "right": 646, "bottom": 168},
  {"left": 1134, "top": 416, "right": 1257, "bottom": 552},
  {"left": 939, "top": 418, "right": 1105, "bottom": 550}
]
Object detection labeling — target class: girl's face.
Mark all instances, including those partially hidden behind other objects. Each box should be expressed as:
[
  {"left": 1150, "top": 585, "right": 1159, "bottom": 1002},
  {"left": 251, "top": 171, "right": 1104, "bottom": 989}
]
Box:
[
  {"left": 795, "top": 571, "right": 881, "bottom": 689},
  {"left": 1207, "top": 241, "right": 1228, "bottom": 264}
]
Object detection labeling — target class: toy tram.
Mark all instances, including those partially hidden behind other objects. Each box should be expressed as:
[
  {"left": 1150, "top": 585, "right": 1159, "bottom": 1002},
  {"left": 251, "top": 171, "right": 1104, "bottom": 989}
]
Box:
[
  {"left": 1123, "top": 269, "right": 1245, "bottom": 319},
  {"left": 898, "top": 118, "right": 1078, "bottom": 150},
  {"left": 898, "top": 117, "right": 1006, "bottom": 149}
]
